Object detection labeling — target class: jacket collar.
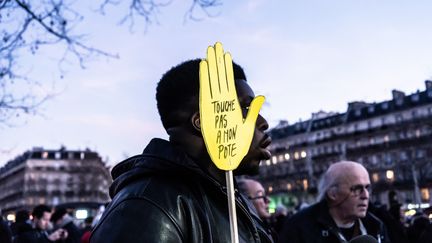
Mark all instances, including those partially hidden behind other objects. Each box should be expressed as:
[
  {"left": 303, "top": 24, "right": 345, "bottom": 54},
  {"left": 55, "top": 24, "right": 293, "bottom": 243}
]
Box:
[
  {"left": 109, "top": 138, "right": 220, "bottom": 198},
  {"left": 316, "top": 200, "right": 339, "bottom": 231}
]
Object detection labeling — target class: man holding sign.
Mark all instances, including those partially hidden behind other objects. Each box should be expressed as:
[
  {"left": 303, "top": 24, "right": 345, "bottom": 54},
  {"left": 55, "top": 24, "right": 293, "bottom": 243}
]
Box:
[{"left": 91, "top": 44, "right": 273, "bottom": 243}]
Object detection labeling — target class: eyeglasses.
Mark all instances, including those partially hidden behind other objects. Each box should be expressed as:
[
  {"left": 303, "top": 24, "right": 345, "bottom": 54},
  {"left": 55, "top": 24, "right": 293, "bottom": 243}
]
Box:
[
  {"left": 349, "top": 184, "right": 371, "bottom": 196},
  {"left": 249, "top": 195, "right": 270, "bottom": 203}
]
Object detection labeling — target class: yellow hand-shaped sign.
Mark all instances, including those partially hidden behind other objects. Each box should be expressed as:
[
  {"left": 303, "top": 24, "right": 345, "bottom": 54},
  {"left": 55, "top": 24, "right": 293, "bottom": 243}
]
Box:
[{"left": 199, "top": 42, "right": 265, "bottom": 171}]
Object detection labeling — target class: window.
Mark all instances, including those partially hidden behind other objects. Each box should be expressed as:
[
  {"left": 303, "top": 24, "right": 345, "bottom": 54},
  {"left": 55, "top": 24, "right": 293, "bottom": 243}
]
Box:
[
  {"left": 416, "top": 149, "right": 425, "bottom": 158},
  {"left": 278, "top": 155, "right": 284, "bottom": 162},
  {"left": 286, "top": 183, "right": 292, "bottom": 191},
  {"left": 271, "top": 156, "right": 277, "bottom": 165},
  {"left": 372, "top": 173, "right": 379, "bottom": 183},
  {"left": 395, "top": 114, "right": 403, "bottom": 123},
  {"left": 300, "top": 151, "right": 307, "bottom": 158},
  {"left": 386, "top": 170, "right": 395, "bottom": 182},
  {"left": 355, "top": 109, "right": 361, "bottom": 117},
  {"left": 396, "top": 98, "right": 404, "bottom": 106},
  {"left": 302, "top": 179, "right": 308, "bottom": 190},
  {"left": 400, "top": 151, "right": 408, "bottom": 160},
  {"left": 381, "top": 102, "right": 389, "bottom": 109},
  {"left": 421, "top": 188, "right": 430, "bottom": 201},
  {"left": 412, "top": 94, "right": 419, "bottom": 102}
]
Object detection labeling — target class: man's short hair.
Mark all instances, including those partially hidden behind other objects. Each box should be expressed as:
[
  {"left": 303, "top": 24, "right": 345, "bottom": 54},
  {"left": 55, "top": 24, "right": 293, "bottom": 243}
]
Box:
[
  {"left": 237, "top": 178, "right": 252, "bottom": 196},
  {"left": 50, "top": 207, "right": 68, "bottom": 222},
  {"left": 15, "top": 210, "right": 30, "bottom": 223},
  {"left": 32, "top": 205, "right": 51, "bottom": 219},
  {"left": 317, "top": 169, "right": 338, "bottom": 201},
  {"left": 156, "top": 59, "right": 247, "bottom": 130}
]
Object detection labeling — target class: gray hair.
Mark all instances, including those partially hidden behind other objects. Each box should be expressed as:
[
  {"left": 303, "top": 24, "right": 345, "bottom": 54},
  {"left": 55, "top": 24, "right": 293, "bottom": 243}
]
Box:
[
  {"left": 317, "top": 168, "right": 338, "bottom": 201},
  {"left": 317, "top": 161, "right": 363, "bottom": 201}
]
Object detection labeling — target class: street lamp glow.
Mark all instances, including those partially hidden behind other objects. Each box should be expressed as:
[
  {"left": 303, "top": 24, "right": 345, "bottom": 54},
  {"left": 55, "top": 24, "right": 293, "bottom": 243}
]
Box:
[
  {"left": 7, "top": 214, "right": 15, "bottom": 222},
  {"left": 75, "top": 209, "right": 88, "bottom": 220},
  {"left": 386, "top": 170, "right": 394, "bottom": 181},
  {"left": 300, "top": 151, "right": 307, "bottom": 158}
]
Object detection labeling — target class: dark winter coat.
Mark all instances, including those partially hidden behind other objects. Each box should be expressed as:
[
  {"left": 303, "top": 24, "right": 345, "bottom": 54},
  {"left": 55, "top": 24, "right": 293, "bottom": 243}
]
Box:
[
  {"left": 13, "top": 228, "right": 51, "bottom": 243},
  {"left": 91, "top": 138, "right": 273, "bottom": 243}
]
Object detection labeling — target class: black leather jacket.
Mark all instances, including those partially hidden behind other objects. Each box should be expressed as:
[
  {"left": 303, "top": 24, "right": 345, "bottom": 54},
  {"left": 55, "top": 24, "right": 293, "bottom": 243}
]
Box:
[
  {"left": 278, "top": 200, "right": 390, "bottom": 243},
  {"left": 91, "top": 138, "right": 273, "bottom": 243}
]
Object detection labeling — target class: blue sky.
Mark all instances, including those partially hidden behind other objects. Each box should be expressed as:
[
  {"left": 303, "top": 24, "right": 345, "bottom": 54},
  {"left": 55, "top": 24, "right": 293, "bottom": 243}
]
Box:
[{"left": 1, "top": 0, "right": 432, "bottom": 167}]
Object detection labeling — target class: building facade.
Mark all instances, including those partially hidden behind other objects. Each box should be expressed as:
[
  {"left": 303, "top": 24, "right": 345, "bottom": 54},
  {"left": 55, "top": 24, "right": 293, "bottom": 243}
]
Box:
[
  {"left": 260, "top": 81, "right": 432, "bottom": 208},
  {"left": 0, "top": 147, "right": 111, "bottom": 214}
]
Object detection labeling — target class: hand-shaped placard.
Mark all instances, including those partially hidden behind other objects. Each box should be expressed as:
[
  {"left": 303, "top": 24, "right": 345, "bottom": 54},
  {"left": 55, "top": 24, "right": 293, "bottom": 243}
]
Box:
[{"left": 199, "top": 42, "right": 265, "bottom": 171}]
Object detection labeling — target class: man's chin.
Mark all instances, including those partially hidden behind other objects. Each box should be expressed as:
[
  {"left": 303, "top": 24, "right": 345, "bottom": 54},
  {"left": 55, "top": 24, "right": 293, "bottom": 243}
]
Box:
[{"left": 234, "top": 160, "right": 260, "bottom": 175}]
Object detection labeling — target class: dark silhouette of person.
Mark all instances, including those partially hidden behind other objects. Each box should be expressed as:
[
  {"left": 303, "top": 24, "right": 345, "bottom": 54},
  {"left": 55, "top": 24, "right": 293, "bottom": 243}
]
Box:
[
  {"left": 0, "top": 214, "right": 13, "bottom": 243},
  {"left": 90, "top": 58, "right": 273, "bottom": 242},
  {"left": 50, "top": 207, "right": 81, "bottom": 243}
]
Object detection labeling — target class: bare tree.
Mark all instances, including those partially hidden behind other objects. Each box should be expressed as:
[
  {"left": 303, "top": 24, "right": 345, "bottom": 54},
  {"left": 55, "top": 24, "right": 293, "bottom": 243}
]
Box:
[{"left": 0, "top": 0, "right": 221, "bottom": 125}]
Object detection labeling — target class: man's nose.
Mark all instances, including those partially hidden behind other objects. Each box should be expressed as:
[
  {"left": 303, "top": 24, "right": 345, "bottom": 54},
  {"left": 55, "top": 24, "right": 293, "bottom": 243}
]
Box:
[
  {"left": 256, "top": 114, "right": 269, "bottom": 131},
  {"left": 360, "top": 188, "right": 369, "bottom": 199}
]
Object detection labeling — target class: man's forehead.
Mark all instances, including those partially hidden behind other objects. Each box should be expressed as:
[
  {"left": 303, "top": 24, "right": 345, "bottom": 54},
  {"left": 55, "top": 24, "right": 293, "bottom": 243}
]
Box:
[
  {"left": 339, "top": 169, "right": 370, "bottom": 185},
  {"left": 42, "top": 212, "right": 51, "bottom": 218}
]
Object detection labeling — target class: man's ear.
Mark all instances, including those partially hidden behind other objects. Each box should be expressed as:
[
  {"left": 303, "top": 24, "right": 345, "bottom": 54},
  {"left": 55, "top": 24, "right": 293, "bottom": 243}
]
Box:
[
  {"left": 191, "top": 112, "right": 201, "bottom": 132},
  {"left": 327, "top": 187, "right": 338, "bottom": 201}
]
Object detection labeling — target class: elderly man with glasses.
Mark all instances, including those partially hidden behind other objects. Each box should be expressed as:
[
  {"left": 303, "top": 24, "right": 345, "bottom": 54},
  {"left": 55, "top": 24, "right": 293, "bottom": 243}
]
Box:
[
  {"left": 238, "top": 178, "right": 271, "bottom": 221},
  {"left": 278, "top": 161, "right": 390, "bottom": 243}
]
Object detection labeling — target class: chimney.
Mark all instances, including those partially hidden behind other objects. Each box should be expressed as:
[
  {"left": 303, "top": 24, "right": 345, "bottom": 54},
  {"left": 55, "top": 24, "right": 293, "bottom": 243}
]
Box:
[
  {"left": 348, "top": 101, "right": 368, "bottom": 110},
  {"left": 392, "top": 89, "right": 405, "bottom": 100},
  {"left": 425, "top": 80, "right": 432, "bottom": 90}
]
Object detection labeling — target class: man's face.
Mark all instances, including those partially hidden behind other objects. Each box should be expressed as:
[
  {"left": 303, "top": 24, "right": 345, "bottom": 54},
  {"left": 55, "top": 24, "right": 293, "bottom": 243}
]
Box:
[
  {"left": 247, "top": 180, "right": 271, "bottom": 220},
  {"left": 334, "top": 167, "right": 371, "bottom": 221},
  {"left": 35, "top": 212, "right": 51, "bottom": 230},
  {"left": 234, "top": 79, "right": 271, "bottom": 175}
]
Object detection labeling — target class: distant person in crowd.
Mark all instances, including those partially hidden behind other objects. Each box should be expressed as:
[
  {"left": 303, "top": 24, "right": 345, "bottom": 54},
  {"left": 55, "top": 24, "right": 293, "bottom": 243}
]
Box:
[
  {"left": 0, "top": 213, "right": 13, "bottom": 243},
  {"left": 368, "top": 201, "right": 409, "bottom": 243},
  {"left": 416, "top": 218, "right": 432, "bottom": 243},
  {"left": 10, "top": 209, "right": 32, "bottom": 237},
  {"left": 13, "top": 204, "right": 67, "bottom": 243},
  {"left": 50, "top": 207, "right": 81, "bottom": 243},
  {"left": 238, "top": 178, "right": 277, "bottom": 240},
  {"left": 237, "top": 178, "right": 271, "bottom": 221},
  {"left": 278, "top": 161, "right": 389, "bottom": 243},
  {"left": 407, "top": 212, "right": 432, "bottom": 243},
  {"left": 271, "top": 204, "right": 291, "bottom": 235},
  {"left": 90, "top": 57, "right": 273, "bottom": 242},
  {"left": 79, "top": 216, "right": 93, "bottom": 243}
]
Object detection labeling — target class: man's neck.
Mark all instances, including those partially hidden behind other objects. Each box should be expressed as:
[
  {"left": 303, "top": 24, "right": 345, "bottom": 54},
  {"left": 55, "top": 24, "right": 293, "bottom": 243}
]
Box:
[
  {"left": 168, "top": 126, "right": 226, "bottom": 185},
  {"left": 328, "top": 207, "right": 356, "bottom": 227}
]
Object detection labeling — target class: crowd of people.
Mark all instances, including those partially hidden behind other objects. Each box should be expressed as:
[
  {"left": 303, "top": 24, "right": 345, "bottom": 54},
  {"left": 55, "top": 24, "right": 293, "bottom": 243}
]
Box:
[
  {"left": 0, "top": 205, "right": 97, "bottom": 243},
  {"left": 2, "top": 51, "right": 432, "bottom": 242},
  {"left": 238, "top": 163, "right": 432, "bottom": 243}
]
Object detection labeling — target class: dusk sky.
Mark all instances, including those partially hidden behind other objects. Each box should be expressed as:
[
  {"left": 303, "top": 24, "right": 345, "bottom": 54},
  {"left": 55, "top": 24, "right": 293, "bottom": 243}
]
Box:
[{"left": 1, "top": 0, "right": 432, "bottom": 167}]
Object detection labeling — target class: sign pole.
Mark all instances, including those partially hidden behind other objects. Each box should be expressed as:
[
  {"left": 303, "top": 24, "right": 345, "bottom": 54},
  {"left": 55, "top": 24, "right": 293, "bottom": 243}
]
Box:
[{"left": 225, "top": 170, "right": 239, "bottom": 243}]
